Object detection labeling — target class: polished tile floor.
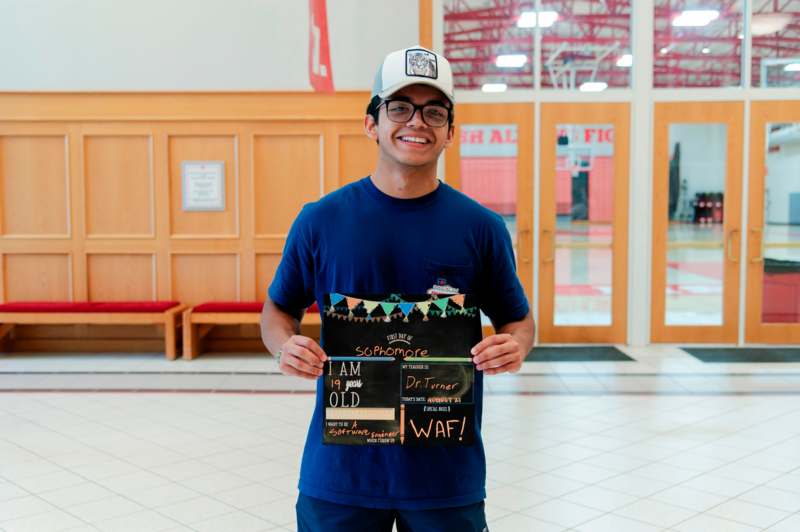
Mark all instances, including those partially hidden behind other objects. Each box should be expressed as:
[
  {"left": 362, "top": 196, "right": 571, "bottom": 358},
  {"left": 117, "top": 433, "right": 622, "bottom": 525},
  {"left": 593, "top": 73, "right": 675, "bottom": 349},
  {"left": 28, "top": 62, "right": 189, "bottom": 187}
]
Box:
[{"left": 1, "top": 347, "right": 799, "bottom": 531}]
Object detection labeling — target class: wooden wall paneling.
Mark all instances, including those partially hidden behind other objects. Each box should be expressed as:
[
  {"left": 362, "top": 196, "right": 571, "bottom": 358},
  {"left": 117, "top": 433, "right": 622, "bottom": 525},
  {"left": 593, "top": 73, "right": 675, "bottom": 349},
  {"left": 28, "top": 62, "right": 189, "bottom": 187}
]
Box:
[
  {"left": 254, "top": 238, "right": 287, "bottom": 303},
  {"left": 338, "top": 126, "right": 377, "bottom": 188},
  {"left": 0, "top": 92, "right": 370, "bottom": 122},
  {"left": 84, "top": 133, "right": 154, "bottom": 238},
  {"left": 0, "top": 93, "right": 371, "bottom": 349},
  {"left": 4, "top": 254, "right": 71, "bottom": 301},
  {"left": 168, "top": 131, "right": 238, "bottom": 238},
  {"left": 0, "top": 133, "right": 3, "bottom": 236},
  {"left": 250, "top": 122, "right": 329, "bottom": 301},
  {"left": 419, "top": 0, "right": 433, "bottom": 49},
  {"left": 70, "top": 124, "right": 87, "bottom": 300},
  {"left": 153, "top": 127, "right": 171, "bottom": 301},
  {"left": 255, "top": 253, "right": 282, "bottom": 302},
  {"left": 323, "top": 123, "right": 339, "bottom": 194},
  {"left": 87, "top": 253, "right": 155, "bottom": 301},
  {"left": 252, "top": 129, "right": 324, "bottom": 238},
  {"left": 0, "top": 133, "right": 69, "bottom": 237},
  {"left": 239, "top": 125, "right": 255, "bottom": 301},
  {"left": 171, "top": 253, "right": 239, "bottom": 305}
]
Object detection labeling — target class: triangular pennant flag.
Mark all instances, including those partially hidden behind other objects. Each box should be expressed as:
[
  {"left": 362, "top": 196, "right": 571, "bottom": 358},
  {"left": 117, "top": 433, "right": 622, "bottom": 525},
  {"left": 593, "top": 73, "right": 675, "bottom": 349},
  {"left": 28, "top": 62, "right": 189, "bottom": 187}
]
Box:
[
  {"left": 380, "top": 302, "right": 397, "bottom": 316},
  {"left": 432, "top": 298, "right": 449, "bottom": 312},
  {"left": 345, "top": 297, "right": 361, "bottom": 310},
  {"left": 452, "top": 294, "right": 465, "bottom": 307},
  {"left": 330, "top": 293, "right": 345, "bottom": 306},
  {"left": 417, "top": 301, "right": 431, "bottom": 316},
  {"left": 364, "top": 300, "right": 380, "bottom": 314},
  {"left": 398, "top": 303, "right": 414, "bottom": 317}
]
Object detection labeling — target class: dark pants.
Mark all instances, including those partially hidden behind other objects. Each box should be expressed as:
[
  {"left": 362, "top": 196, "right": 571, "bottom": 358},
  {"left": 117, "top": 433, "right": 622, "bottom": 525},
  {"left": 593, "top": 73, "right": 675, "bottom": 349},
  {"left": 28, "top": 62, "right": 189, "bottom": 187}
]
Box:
[{"left": 296, "top": 493, "right": 488, "bottom": 532}]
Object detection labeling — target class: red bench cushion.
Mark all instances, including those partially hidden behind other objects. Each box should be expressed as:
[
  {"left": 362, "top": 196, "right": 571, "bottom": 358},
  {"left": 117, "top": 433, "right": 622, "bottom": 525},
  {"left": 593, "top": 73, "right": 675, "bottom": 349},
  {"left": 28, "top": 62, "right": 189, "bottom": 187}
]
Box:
[
  {"left": 192, "top": 301, "right": 319, "bottom": 313},
  {"left": 0, "top": 301, "right": 180, "bottom": 313}
]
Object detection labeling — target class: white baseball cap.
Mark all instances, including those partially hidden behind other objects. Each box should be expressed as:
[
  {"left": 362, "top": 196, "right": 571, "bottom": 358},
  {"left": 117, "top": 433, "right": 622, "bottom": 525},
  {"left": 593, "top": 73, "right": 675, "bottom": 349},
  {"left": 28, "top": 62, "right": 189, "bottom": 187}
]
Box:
[{"left": 371, "top": 45, "right": 455, "bottom": 105}]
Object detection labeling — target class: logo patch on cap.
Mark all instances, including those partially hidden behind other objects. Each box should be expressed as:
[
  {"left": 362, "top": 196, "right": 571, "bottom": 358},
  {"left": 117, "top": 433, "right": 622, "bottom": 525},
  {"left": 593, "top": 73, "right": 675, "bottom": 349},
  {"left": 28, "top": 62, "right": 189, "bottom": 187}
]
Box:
[{"left": 406, "top": 49, "right": 438, "bottom": 79}]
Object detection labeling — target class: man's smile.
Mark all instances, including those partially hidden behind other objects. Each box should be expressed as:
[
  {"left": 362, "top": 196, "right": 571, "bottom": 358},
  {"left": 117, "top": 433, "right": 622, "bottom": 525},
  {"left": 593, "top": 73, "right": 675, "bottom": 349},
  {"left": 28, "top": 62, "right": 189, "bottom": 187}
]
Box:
[{"left": 397, "top": 135, "right": 432, "bottom": 146}]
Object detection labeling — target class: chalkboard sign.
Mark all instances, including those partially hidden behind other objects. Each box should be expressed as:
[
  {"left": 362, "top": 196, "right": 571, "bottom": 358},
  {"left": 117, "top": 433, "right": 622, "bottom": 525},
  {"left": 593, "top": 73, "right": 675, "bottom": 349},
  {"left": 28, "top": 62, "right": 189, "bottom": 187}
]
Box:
[{"left": 322, "top": 293, "right": 481, "bottom": 446}]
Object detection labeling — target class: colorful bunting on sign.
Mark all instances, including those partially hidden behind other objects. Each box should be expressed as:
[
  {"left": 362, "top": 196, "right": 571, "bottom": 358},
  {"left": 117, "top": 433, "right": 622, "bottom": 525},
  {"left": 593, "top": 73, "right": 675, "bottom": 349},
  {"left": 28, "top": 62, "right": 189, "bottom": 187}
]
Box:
[
  {"left": 417, "top": 301, "right": 431, "bottom": 321},
  {"left": 380, "top": 302, "right": 398, "bottom": 315},
  {"left": 324, "top": 294, "right": 478, "bottom": 323},
  {"left": 432, "top": 298, "right": 450, "bottom": 312}
]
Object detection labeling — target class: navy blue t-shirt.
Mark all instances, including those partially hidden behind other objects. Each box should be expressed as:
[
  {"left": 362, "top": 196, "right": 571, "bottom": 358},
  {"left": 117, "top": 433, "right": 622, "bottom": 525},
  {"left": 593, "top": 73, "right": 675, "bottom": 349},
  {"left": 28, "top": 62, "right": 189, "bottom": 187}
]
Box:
[{"left": 269, "top": 176, "right": 529, "bottom": 510}]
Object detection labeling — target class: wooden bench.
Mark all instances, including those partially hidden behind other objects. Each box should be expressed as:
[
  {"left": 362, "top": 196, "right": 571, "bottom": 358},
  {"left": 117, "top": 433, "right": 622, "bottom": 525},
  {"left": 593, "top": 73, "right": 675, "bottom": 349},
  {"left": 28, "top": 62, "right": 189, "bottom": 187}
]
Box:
[
  {"left": 182, "top": 301, "right": 321, "bottom": 360},
  {"left": 0, "top": 301, "right": 187, "bottom": 360}
]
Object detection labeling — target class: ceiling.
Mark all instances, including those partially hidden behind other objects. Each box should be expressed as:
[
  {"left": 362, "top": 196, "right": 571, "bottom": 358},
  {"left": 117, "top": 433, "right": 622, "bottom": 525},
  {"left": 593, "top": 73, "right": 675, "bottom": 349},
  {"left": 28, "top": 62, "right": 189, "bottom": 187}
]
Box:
[{"left": 443, "top": 0, "right": 800, "bottom": 89}]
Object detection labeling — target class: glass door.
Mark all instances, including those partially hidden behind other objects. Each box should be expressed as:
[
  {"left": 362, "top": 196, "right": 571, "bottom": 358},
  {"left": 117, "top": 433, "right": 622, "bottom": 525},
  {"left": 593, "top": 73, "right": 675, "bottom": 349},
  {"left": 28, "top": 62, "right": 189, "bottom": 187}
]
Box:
[
  {"left": 445, "top": 103, "right": 534, "bottom": 306},
  {"left": 539, "top": 103, "right": 629, "bottom": 343},
  {"left": 651, "top": 102, "right": 743, "bottom": 343},
  {"left": 746, "top": 102, "right": 800, "bottom": 344}
]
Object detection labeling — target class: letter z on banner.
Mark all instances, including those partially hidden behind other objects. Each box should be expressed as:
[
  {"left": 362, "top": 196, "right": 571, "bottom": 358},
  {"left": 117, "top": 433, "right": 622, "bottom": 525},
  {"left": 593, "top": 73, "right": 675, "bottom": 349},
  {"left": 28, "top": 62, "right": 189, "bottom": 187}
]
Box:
[{"left": 309, "top": 0, "right": 334, "bottom": 92}]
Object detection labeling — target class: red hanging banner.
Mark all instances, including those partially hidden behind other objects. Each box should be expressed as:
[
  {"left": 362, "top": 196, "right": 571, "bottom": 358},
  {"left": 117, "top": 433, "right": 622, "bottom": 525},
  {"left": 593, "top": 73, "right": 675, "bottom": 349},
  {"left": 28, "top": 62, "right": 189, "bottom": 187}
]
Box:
[{"left": 309, "top": 0, "right": 334, "bottom": 92}]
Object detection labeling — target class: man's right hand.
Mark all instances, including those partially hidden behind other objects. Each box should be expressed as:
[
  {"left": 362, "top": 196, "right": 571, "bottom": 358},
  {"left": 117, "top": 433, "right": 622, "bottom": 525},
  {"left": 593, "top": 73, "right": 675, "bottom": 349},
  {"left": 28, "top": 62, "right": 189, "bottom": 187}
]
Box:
[{"left": 277, "top": 335, "right": 327, "bottom": 379}]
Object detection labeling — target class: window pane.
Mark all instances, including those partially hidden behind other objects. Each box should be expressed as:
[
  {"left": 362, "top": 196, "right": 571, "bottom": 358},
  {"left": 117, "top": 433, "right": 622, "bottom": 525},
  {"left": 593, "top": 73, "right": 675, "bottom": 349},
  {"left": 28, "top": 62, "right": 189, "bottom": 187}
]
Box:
[
  {"left": 654, "top": 0, "right": 743, "bottom": 88},
  {"left": 752, "top": 3, "right": 800, "bottom": 87},
  {"left": 541, "top": 1, "right": 632, "bottom": 90},
  {"left": 460, "top": 124, "right": 518, "bottom": 241},
  {"left": 554, "top": 124, "right": 614, "bottom": 325},
  {"left": 443, "top": 1, "right": 632, "bottom": 90},
  {"left": 762, "top": 123, "right": 800, "bottom": 323},
  {"left": 461, "top": 123, "right": 518, "bottom": 330},
  {"left": 444, "top": 1, "right": 534, "bottom": 90},
  {"left": 665, "top": 124, "right": 728, "bottom": 325}
]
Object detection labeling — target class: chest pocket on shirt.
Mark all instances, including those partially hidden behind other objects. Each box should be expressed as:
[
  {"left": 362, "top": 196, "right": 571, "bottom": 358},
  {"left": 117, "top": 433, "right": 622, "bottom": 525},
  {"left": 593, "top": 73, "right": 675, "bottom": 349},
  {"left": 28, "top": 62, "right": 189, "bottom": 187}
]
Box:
[{"left": 424, "top": 258, "right": 477, "bottom": 294}]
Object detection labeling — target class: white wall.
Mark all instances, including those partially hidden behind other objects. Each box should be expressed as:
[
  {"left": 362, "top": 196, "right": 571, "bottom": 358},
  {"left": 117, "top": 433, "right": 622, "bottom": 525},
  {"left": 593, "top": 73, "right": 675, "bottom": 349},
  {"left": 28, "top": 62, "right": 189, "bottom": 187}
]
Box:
[
  {"left": 766, "top": 141, "right": 800, "bottom": 225},
  {"left": 668, "top": 123, "right": 728, "bottom": 200},
  {"left": 1, "top": 0, "right": 418, "bottom": 91}
]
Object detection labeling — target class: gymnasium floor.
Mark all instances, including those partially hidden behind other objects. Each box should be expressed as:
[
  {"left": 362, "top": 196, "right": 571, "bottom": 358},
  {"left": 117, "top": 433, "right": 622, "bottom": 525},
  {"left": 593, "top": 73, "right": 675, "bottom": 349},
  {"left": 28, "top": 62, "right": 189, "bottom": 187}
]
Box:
[
  {"left": 1, "top": 347, "right": 799, "bottom": 532},
  {"left": 549, "top": 221, "right": 800, "bottom": 326}
]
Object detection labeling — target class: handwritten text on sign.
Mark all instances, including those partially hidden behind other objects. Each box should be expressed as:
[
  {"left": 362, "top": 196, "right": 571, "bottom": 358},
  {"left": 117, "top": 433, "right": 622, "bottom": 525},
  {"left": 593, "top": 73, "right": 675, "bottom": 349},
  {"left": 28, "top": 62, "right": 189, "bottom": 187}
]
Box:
[{"left": 322, "top": 293, "right": 481, "bottom": 446}]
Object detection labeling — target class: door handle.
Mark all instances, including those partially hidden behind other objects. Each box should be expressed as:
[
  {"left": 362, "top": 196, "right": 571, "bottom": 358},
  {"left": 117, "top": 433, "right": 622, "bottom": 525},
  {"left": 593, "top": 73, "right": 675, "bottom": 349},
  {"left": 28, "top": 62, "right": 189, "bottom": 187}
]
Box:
[
  {"left": 542, "top": 229, "right": 555, "bottom": 263},
  {"left": 517, "top": 228, "right": 532, "bottom": 264},
  {"left": 750, "top": 228, "right": 764, "bottom": 263},
  {"left": 726, "top": 229, "right": 739, "bottom": 263}
]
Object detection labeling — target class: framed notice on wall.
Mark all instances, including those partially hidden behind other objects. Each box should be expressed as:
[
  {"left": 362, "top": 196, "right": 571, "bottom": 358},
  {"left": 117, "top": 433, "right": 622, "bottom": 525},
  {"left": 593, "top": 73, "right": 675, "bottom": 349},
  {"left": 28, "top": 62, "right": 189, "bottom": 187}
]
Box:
[
  {"left": 182, "top": 161, "right": 225, "bottom": 211},
  {"left": 322, "top": 293, "right": 481, "bottom": 446}
]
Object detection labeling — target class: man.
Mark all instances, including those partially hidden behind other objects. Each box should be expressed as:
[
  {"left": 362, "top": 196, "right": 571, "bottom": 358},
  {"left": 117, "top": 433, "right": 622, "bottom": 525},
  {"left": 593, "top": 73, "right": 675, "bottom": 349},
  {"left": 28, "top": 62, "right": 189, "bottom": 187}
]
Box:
[{"left": 260, "top": 45, "right": 534, "bottom": 532}]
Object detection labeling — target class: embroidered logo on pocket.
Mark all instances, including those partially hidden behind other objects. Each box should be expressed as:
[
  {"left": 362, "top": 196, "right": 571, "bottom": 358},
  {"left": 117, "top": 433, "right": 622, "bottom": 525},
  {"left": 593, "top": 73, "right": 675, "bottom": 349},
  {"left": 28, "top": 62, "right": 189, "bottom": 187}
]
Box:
[{"left": 427, "top": 277, "right": 460, "bottom": 296}]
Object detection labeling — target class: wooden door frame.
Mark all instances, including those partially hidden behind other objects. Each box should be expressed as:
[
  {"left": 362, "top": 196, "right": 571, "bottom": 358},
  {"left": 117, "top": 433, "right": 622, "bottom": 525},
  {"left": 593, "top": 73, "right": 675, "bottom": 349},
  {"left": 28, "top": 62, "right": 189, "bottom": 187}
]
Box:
[
  {"left": 444, "top": 103, "right": 534, "bottom": 307},
  {"left": 538, "top": 103, "right": 629, "bottom": 343},
  {"left": 745, "top": 101, "right": 800, "bottom": 344},
  {"left": 651, "top": 101, "right": 743, "bottom": 343}
]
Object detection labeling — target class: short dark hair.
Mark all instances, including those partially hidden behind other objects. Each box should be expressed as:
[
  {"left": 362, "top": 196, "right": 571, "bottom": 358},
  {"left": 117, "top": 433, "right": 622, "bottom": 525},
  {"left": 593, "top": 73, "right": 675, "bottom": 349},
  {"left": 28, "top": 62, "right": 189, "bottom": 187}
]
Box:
[
  {"left": 365, "top": 94, "right": 455, "bottom": 127},
  {"left": 366, "top": 95, "right": 382, "bottom": 124}
]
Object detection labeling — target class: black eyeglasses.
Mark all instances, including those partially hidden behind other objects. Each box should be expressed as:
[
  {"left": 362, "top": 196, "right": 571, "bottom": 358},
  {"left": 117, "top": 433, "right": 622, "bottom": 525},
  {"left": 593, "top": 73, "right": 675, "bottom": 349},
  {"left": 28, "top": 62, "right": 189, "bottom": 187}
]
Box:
[{"left": 379, "top": 99, "right": 452, "bottom": 127}]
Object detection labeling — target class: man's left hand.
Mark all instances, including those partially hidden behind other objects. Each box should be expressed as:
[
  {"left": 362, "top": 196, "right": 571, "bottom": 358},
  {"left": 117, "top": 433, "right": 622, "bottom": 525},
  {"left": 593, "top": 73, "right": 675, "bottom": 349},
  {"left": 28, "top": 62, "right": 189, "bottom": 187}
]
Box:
[{"left": 470, "top": 333, "right": 525, "bottom": 375}]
